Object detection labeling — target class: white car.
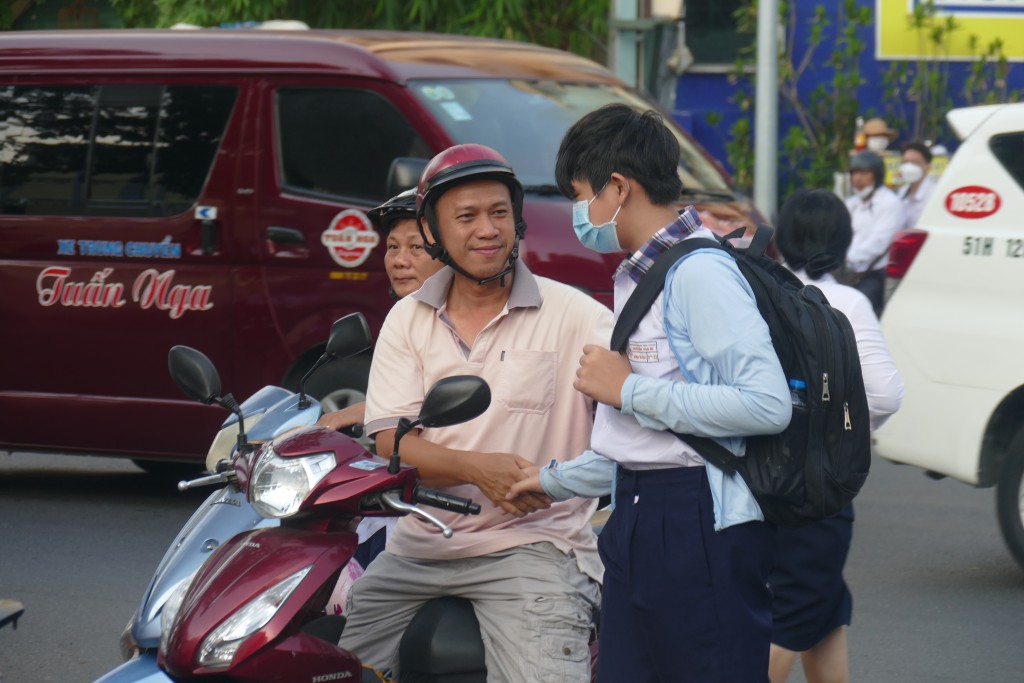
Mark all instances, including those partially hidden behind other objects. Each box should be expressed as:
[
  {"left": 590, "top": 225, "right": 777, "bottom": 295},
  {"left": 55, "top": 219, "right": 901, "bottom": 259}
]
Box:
[{"left": 877, "top": 102, "right": 1024, "bottom": 570}]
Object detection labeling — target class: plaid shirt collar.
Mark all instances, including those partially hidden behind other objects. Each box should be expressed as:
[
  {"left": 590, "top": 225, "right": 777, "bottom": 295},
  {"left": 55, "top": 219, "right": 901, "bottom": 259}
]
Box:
[{"left": 617, "top": 206, "right": 702, "bottom": 283}]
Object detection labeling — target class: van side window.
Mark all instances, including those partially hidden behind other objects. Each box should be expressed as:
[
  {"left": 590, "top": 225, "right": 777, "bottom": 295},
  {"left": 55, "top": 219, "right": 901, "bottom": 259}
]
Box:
[
  {"left": 276, "top": 88, "right": 431, "bottom": 203},
  {"left": 990, "top": 133, "right": 1024, "bottom": 191},
  {"left": 0, "top": 85, "right": 236, "bottom": 217}
]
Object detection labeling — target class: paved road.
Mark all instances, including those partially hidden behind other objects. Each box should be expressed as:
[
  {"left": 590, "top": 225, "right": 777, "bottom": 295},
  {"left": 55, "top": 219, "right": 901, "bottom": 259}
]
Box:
[
  {"left": 0, "top": 452, "right": 206, "bottom": 683},
  {"left": 0, "top": 450, "right": 1022, "bottom": 682}
]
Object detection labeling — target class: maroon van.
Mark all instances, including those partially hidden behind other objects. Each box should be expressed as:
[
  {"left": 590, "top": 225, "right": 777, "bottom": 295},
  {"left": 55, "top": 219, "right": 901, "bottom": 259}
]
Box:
[{"left": 0, "top": 29, "right": 761, "bottom": 469}]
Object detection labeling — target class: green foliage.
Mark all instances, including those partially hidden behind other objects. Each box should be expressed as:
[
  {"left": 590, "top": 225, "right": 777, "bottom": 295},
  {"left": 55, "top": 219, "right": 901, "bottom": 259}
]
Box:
[
  {"left": 107, "top": 0, "right": 608, "bottom": 59},
  {"left": 715, "top": 0, "right": 871, "bottom": 195},
  {"left": 962, "top": 36, "right": 1020, "bottom": 106},
  {"left": 882, "top": 0, "right": 1019, "bottom": 143}
]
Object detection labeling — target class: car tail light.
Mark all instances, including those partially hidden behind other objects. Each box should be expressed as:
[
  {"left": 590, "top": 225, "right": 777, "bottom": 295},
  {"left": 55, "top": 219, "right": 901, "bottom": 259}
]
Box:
[{"left": 887, "top": 229, "right": 928, "bottom": 279}]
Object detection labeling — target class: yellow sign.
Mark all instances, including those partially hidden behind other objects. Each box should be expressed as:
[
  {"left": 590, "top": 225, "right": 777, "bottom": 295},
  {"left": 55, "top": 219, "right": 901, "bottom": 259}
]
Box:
[{"left": 877, "top": 0, "right": 1024, "bottom": 61}]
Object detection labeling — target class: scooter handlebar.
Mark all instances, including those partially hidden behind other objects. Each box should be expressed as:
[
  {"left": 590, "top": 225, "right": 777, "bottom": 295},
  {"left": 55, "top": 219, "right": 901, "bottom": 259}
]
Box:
[
  {"left": 338, "top": 423, "right": 363, "bottom": 438},
  {"left": 412, "top": 485, "right": 481, "bottom": 515}
]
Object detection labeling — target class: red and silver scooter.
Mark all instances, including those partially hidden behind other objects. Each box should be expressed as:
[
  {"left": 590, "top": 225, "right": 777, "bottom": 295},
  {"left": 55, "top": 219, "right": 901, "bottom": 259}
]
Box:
[{"left": 154, "top": 350, "right": 491, "bottom": 682}]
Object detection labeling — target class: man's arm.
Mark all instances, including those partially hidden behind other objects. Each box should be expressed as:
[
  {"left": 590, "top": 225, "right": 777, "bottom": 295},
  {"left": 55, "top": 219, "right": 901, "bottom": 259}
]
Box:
[
  {"left": 374, "top": 429, "right": 552, "bottom": 517},
  {"left": 316, "top": 402, "right": 365, "bottom": 431},
  {"left": 364, "top": 305, "right": 550, "bottom": 517}
]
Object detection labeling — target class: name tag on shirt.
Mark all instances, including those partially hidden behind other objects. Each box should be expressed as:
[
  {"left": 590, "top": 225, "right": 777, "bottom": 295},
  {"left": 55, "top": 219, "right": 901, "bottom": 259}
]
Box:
[{"left": 628, "top": 340, "right": 659, "bottom": 363}]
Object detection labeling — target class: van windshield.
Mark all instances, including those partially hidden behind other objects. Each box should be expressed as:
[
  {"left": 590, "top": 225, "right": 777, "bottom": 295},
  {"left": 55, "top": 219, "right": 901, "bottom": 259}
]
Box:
[{"left": 409, "top": 79, "right": 733, "bottom": 196}]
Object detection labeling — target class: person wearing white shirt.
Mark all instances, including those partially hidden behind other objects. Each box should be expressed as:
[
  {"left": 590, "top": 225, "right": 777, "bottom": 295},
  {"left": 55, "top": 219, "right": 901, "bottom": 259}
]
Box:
[
  {"left": 844, "top": 150, "right": 905, "bottom": 316},
  {"left": 897, "top": 140, "right": 938, "bottom": 230},
  {"left": 769, "top": 188, "right": 905, "bottom": 683}
]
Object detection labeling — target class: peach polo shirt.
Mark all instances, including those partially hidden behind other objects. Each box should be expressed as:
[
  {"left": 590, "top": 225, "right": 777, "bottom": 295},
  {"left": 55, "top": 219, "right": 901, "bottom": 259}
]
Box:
[{"left": 363, "top": 260, "right": 613, "bottom": 582}]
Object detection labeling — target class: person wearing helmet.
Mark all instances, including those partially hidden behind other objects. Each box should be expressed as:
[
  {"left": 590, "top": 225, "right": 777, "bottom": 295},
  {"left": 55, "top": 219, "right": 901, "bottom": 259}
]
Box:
[
  {"left": 415, "top": 142, "right": 527, "bottom": 287},
  {"left": 843, "top": 150, "right": 905, "bottom": 316},
  {"left": 371, "top": 187, "right": 447, "bottom": 300},
  {"left": 338, "top": 144, "right": 613, "bottom": 682}
]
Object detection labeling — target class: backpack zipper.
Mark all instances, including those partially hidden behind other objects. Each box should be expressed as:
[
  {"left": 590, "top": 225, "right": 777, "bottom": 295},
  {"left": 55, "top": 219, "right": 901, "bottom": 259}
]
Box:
[
  {"left": 835, "top": 307, "right": 861, "bottom": 431},
  {"left": 804, "top": 290, "right": 833, "bottom": 404}
]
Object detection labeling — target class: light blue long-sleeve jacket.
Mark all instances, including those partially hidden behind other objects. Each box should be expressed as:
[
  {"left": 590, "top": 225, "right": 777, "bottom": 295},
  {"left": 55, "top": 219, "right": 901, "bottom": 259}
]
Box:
[{"left": 540, "top": 246, "right": 791, "bottom": 530}]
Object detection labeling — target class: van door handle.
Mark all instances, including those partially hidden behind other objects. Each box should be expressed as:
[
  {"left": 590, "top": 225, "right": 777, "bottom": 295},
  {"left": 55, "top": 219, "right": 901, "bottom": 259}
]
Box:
[
  {"left": 201, "top": 219, "right": 219, "bottom": 255},
  {"left": 266, "top": 226, "right": 309, "bottom": 258}
]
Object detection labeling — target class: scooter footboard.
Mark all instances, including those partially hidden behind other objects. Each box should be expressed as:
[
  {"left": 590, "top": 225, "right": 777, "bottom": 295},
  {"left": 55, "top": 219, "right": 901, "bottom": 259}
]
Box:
[{"left": 93, "top": 654, "right": 174, "bottom": 683}]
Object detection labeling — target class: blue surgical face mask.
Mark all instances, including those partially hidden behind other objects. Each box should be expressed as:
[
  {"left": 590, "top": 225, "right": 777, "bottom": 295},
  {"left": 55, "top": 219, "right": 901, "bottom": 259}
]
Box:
[{"left": 572, "top": 181, "right": 625, "bottom": 254}]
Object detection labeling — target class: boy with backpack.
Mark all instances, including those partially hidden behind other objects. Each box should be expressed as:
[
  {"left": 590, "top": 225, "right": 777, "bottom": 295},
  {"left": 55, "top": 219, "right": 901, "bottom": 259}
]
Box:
[{"left": 509, "top": 103, "right": 793, "bottom": 681}]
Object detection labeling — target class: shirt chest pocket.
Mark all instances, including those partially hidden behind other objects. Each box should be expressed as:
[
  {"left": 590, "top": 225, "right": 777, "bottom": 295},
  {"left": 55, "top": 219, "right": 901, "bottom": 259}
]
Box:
[{"left": 497, "top": 349, "right": 557, "bottom": 414}]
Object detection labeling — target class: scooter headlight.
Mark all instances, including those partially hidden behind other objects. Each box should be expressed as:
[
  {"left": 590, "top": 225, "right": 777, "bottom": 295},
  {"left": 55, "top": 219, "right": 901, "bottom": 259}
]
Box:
[
  {"left": 197, "top": 565, "right": 311, "bottom": 669},
  {"left": 250, "top": 447, "right": 336, "bottom": 518}
]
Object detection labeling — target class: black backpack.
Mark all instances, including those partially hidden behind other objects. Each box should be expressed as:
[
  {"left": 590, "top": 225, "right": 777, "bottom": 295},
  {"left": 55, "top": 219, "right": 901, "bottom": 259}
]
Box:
[{"left": 610, "top": 225, "right": 871, "bottom": 527}]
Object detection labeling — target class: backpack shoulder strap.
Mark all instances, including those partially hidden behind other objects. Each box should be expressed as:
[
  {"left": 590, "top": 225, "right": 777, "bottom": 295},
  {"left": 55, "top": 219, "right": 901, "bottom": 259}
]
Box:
[
  {"left": 745, "top": 224, "right": 775, "bottom": 259},
  {"left": 609, "top": 232, "right": 756, "bottom": 477},
  {"left": 610, "top": 237, "right": 721, "bottom": 353}
]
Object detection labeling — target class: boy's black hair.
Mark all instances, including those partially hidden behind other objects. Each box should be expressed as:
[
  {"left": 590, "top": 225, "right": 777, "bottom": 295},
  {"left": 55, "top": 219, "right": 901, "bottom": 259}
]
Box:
[
  {"left": 555, "top": 103, "right": 683, "bottom": 205},
  {"left": 776, "top": 188, "right": 853, "bottom": 281},
  {"left": 900, "top": 140, "right": 933, "bottom": 164}
]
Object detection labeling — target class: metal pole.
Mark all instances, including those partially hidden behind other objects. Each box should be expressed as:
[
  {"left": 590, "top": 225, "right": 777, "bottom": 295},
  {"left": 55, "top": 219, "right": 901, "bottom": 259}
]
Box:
[
  {"left": 611, "top": 0, "right": 639, "bottom": 87},
  {"left": 754, "top": 0, "right": 779, "bottom": 221}
]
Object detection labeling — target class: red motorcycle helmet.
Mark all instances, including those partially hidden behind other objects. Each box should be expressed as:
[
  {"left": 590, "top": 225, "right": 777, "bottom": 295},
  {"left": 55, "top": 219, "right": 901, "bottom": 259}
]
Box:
[{"left": 416, "top": 144, "right": 526, "bottom": 284}]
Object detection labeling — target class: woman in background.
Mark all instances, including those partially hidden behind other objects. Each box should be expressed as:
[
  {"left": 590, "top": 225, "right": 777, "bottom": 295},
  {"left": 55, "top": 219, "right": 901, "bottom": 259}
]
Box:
[{"left": 770, "top": 188, "right": 905, "bottom": 683}]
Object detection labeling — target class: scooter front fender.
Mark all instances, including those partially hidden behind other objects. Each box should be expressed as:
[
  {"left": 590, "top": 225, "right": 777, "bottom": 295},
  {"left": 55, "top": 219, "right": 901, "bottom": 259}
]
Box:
[
  {"left": 93, "top": 653, "right": 174, "bottom": 683},
  {"left": 162, "top": 526, "right": 357, "bottom": 677}
]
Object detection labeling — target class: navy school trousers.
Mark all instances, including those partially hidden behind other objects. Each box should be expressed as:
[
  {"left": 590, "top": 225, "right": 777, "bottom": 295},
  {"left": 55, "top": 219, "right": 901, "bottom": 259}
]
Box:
[{"left": 596, "top": 465, "right": 776, "bottom": 683}]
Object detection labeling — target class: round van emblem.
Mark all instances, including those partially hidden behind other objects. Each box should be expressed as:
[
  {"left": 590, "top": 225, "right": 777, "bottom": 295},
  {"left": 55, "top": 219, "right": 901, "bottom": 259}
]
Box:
[
  {"left": 945, "top": 186, "right": 1001, "bottom": 219},
  {"left": 321, "top": 210, "right": 380, "bottom": 268}
]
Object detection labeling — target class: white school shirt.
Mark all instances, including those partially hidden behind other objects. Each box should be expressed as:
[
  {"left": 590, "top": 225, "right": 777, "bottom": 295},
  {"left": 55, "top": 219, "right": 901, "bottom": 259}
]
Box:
[
  {"left": 845, "top": 185, "right": 905, "bottom": 273},
  {"left": 898, "top": 174, "right": 938, "bottom": 230}
]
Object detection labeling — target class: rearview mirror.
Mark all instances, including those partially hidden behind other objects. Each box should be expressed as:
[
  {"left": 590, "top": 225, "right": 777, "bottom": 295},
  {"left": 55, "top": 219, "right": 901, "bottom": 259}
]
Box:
[
  {"left": 389, "top": 376, "right": 491, "bottom": 474},
  {"left": 168, "top": 345, "right": 221, "bottom": 404},
  {"left": 385, "top": 157, "right": 429, "bottom": 198},
  {"left": 324, "top": 313, "right": 373, "bottom": 360},
  {"left": 418, "top": 376, "right": 491, "bottom": 428}
]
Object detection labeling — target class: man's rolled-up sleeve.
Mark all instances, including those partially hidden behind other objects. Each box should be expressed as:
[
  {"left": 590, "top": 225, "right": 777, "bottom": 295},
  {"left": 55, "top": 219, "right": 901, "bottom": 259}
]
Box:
[{"left": 363, "top": 304, "right": 425, "bottom": 436}]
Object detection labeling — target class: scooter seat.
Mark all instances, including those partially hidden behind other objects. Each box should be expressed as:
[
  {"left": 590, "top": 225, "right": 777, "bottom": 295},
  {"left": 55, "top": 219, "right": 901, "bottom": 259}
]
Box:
[{"left": 398, "top": 597, "right": 486, "bottom": 680}]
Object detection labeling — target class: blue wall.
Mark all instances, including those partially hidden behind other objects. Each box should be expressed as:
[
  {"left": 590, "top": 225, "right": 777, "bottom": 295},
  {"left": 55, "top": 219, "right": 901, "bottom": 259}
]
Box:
[{"left": 671, "top": 0, "right": 1024, "bottom": 183}]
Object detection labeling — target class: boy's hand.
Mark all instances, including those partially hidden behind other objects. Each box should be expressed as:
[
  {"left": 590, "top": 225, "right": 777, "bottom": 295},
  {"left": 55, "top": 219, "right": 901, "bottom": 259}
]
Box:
[
  {"left": 575, "top": 345, "right": 631, "bottom": 408},
  {"left": 469, "top": 453, "right": 552, "bottom": 517},
  {"left": 507, "top": 471, "right": 544, "bottom": 500}
]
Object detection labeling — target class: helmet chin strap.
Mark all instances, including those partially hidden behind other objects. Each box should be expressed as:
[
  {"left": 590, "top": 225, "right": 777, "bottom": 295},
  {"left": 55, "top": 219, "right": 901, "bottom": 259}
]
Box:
[
  {"left": 474, "top": 234, "right": 519, "bottom": 287},
  {"left": 439, "top": 231, "right": 520, "bottom": 287}
]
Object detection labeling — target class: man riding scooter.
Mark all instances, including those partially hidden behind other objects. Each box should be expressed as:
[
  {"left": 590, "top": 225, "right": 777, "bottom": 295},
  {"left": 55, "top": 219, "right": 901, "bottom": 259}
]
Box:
[{"left": 338, "top": 144, "right": 613, "bottom": 682}]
